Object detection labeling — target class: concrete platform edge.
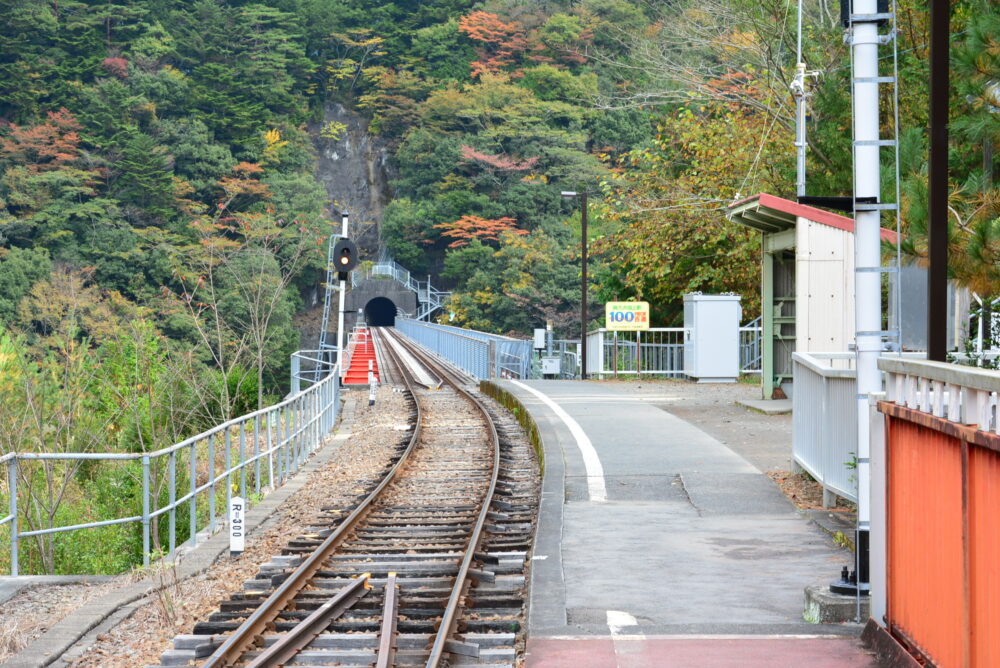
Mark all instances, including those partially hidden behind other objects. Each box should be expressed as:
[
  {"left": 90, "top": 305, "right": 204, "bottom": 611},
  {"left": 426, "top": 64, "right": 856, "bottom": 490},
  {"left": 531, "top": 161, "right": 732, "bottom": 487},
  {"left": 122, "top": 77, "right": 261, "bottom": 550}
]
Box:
[
  {"left": 735, "top": 398, "right": 793, "bottom": 415},
  {"left": 6, "top": 392, "right": 358, "bottom": 668},
  {"left": 0, "top": 576, "right": 116, "bottom": 608},
  {"left": 860, "top": 618, "right": 921, "bottom": 667},
  {"left": 481, "top": 381, "right": 568, "bottom": 633}
]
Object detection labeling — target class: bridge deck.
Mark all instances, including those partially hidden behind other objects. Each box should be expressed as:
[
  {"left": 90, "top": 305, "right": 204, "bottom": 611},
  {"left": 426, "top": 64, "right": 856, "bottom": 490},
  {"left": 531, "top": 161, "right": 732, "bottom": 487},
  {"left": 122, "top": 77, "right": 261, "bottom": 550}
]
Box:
[{"left": 495, "top": 380, "right": 875, "bottom": 667}]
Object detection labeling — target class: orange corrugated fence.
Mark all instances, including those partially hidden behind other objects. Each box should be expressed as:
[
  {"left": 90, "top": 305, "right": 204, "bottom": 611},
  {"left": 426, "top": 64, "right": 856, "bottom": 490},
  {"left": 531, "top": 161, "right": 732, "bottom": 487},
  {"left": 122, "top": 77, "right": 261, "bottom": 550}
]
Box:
[{"left": 882, "top": 404, "right": 1000, "bottom": 667}]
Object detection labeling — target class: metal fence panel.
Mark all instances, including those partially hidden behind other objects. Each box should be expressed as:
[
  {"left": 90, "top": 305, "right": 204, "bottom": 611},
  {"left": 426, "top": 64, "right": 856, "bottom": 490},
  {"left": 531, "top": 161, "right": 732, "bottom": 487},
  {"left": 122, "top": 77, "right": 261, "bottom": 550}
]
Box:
[
  {"left": 793, "top": 352, "right": 926, "bottom": 505},
  {"left": 586, "top": 328, "right": 688, "bottom": 378},
  {"left": 0, "top": 361, "right": 340, "bottom": 576},
  {"left": 792, "top": 352, "right": 859, "bottom": 504},
  {"left": 740, "top": 317, "right": 763, "bottom": 373},
  {"left": 395, "top": 318, "right": 532, "bottom": 379}
]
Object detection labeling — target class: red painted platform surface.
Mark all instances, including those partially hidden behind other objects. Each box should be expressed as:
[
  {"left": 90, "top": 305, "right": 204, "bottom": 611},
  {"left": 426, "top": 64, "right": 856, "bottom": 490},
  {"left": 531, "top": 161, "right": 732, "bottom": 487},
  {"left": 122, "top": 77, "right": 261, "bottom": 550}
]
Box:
[
  {"left": 526, "top": 636, "right": 876, "bottom": 668},
  {"left": 343, "top": 328, "right": 379, "bottom": 384}
]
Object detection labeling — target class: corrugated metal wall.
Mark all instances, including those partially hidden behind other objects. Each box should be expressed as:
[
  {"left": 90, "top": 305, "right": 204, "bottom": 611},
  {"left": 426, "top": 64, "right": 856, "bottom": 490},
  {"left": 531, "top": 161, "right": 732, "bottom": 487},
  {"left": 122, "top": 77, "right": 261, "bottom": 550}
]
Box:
[
  {"left": 887, "top": 418, "right": 964, "bottom": 666},
  {"left": 885, "top": 412, "right": 1000, "bottom": 667},
  {"left": 969, "top": 446, "right": 1000, "bottom": 667}
]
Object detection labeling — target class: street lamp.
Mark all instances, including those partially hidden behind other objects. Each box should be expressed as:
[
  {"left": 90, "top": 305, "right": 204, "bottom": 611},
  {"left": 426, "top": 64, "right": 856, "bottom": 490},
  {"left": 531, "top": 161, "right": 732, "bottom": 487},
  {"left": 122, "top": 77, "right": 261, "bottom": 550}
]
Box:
[{"left": 562, "top": 191, "right": 589, "bottom": 380}]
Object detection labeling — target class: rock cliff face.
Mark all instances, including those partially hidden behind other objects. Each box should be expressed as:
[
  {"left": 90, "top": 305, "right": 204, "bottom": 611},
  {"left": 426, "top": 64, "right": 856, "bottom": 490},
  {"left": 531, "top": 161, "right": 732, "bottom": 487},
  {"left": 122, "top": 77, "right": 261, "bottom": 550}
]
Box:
[
  {"left": 300, "top": 103, "right": 396, "bottom": 349},
  {"left": 310, "top": 103, "right": 393, "bottom": 254}
]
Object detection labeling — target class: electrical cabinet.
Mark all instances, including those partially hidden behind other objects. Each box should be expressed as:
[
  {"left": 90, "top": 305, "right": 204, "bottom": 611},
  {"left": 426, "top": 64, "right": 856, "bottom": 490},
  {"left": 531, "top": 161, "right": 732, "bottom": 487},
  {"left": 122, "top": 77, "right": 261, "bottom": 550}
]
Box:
[{"left": 683, "top": 294, "right": 741, "bottom": 382}]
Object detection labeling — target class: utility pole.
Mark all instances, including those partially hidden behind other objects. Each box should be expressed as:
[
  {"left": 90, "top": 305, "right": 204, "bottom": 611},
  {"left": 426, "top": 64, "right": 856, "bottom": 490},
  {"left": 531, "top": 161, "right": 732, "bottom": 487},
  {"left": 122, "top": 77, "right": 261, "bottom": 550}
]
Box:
[
  {"left": 562, "top": 191, "right": 589, "bottom": 379},
  {"left": 581, "top": 191, "right": 588, "bottom": 381},
  {"left": 927, "top": 0, "right": 950, "bottom": 362},
  {"left": 792, "top": 0, "right": 807, "bottom": 197},
  {"left": 847, "top": 0, "right": 885, "bottom": 597}
]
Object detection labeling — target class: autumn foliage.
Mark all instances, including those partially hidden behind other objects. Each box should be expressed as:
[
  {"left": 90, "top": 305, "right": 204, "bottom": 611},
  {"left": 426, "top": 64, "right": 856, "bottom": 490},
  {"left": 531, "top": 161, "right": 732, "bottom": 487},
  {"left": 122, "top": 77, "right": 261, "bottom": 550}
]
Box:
[
  {"left": 458, "top": 11, "right": 528, "bottom": 78},
  {"left": 101, "top": 57, "right": 129, "bottom": 78},
  {"left": 435, "top": 215, "right": 526, "bottom": 248},
  {"left": 0, "top": 109, "right": 83, "bottom": 172},
  {"left": 460, "top": 145, "right": 539, "bottom": 172}
]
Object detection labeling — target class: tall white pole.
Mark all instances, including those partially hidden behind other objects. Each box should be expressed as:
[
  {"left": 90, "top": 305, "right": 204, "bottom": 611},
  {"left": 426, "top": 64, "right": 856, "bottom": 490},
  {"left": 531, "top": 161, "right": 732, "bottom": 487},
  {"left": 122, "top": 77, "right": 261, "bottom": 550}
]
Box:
[
  {"left": 794, "top": 64, "right": 808, "bottom": 197},
  {"left": 336, "top": 213, "right": 349, "bottom": 375},
  {"left": 793, "top": 1, "right": 807, "bottom": 197},
  {"left": 852, "top": 0, "right": 881, "bottom": 588}
]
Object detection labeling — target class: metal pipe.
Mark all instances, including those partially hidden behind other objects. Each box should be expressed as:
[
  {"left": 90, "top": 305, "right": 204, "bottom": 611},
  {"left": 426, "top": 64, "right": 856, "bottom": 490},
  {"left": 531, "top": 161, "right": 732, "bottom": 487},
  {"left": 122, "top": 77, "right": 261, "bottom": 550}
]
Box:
[
  {"left": 254, "top": 414, "right": 261, "bottom": 495},
  {"left": 581, "top": 191, "right": 589, "bottom": 380},
  {"left": 208, "top": 434, "right": 216, "bottom": 533},
  {"left": 8, "top": 458, "right": 18, "bottom": 576},
  {"left": 267, "top": 410, "right": 275, "bottom": 488},
  {"left": 224, "top": 429, "right": 232, "bottom": 526},
  {"left": 142, "top": 455, "right": 150, "bottom": 567},
  {"left": 795, "top": 63, "right": 808, "bottom": 197},
  {"left": 169, "top": 451, "right": 176, "bottom": 556},
  {"left": 189, "top": 443, "right": 197, "bottom": 546},
  {"left": 239, "top": 422, "right": 247, "bottom": 500},
  {"left": 851, "top": 0, "right": 884, "bottom": 594}
]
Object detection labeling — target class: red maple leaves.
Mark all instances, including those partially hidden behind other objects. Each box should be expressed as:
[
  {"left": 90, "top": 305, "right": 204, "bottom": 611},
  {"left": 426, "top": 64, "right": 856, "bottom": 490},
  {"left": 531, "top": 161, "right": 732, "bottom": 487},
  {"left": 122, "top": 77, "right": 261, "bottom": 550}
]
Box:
[
  {"left": 459, "top": 11, "right": 528, "bottom": 78},
  {"left": 101, "top": 57, "right": 129, "bottom": 79},
  {"left": 460, "top": 145, "right": 539, "bottom": 172},
  {"left": 0, "top": 109, "right": 83, "bottom": 173},
  {"left": 435, "top": 215, "right": 527, "bottom": 248}
]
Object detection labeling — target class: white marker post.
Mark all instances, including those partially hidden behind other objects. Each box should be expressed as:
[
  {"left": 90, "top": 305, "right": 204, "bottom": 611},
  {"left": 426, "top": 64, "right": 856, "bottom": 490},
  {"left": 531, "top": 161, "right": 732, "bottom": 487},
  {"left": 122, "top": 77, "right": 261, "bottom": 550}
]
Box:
[{"left": 230, "top": 497, "right": 245, "bottom": 556}]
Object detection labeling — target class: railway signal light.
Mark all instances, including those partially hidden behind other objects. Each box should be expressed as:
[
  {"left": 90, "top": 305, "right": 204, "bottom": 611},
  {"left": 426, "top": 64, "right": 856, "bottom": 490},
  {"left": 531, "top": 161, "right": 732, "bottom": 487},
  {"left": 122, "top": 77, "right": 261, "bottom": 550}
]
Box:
[{"left": 333, "top": 238, "right": 358, "bottom": 281}]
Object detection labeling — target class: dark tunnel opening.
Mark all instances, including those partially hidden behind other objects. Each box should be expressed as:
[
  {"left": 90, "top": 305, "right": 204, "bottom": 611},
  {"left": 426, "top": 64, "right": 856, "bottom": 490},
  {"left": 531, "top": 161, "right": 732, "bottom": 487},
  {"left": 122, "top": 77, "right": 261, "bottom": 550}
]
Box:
[{"left": 364, "top": 297, "right": 397, "bottom": 327}]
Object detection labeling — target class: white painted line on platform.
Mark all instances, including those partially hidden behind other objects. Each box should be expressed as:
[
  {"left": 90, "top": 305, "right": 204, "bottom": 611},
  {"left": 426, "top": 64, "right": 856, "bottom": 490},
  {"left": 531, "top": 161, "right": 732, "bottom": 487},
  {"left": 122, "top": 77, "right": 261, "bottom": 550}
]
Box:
[
  {"left": 510, "top": 380, "right": 607, "bottom": 502},
  {"left": 606, "top": 610, "right": 638, "bottom": 635}
]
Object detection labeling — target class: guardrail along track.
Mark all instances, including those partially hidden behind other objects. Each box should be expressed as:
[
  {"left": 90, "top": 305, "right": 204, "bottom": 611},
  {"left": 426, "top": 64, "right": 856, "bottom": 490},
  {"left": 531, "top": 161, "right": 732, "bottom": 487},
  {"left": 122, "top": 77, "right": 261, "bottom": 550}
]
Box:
[{"left": 152, "top": 326, "right": 538, "bottom": 667}]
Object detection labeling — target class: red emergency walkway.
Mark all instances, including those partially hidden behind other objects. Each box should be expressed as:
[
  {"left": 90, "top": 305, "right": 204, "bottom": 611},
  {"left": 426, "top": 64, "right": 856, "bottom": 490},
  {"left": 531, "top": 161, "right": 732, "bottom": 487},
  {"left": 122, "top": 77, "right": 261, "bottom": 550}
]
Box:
[{"left": 343, "top": 328, "right": 379, "bottom": 384}]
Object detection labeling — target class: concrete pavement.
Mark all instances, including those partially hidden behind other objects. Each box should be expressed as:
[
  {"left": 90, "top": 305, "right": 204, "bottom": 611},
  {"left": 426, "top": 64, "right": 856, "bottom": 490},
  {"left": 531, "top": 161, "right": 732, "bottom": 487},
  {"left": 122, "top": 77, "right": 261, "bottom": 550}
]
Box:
[{"left": 493, "top": 379, "right": 873, "bottom": 667}]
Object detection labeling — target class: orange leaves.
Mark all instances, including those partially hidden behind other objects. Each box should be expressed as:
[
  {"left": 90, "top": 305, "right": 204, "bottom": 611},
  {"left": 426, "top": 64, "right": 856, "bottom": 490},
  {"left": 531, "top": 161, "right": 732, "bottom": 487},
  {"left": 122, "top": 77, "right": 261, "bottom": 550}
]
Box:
[
  {"left": 0, "top": 109, "right": 83, "bottom": 173},
  {"left": 232, "top": 162, "right": 264, "bottom": 177},
  {"left": 460, "top": 145, "right": 539, "bottom": 171},
  {"left": 435, "top": 215, "right": 526, "bottom": 248},
  {"left": 459, "top": 11, "right": 528, "bottom": 78},
  {"left": 218, "top": 162, "right": 270, "bottom": 201},
  {"left": 101, "top": 57, "right": 129, "bottom": 79}
]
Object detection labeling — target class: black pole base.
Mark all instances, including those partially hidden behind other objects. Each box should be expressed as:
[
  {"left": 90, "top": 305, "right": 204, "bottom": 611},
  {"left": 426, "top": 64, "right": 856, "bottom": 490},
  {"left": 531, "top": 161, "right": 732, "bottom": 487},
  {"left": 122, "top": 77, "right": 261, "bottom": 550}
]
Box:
[
  {"left": 830, "top": 565, "right": 870, "bottom": 596},
  {"left": 830, "top": 579, "right": 871, "bottom": 597}
]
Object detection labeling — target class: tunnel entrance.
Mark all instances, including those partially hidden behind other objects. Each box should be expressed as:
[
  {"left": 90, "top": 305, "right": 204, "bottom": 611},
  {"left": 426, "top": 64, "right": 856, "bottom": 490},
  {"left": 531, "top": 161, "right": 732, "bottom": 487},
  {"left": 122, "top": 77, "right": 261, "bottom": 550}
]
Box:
[{"left": 364, "top": 297, "right": 397, "bottom": 327}]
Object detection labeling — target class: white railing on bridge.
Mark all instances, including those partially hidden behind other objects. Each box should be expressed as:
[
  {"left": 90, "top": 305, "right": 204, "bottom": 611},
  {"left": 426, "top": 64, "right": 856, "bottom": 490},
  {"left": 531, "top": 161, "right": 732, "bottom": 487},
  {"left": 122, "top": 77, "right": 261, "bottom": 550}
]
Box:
[
  {"left": 792, "top": 351, "right": 926, "bottom": 506},
  {"left": 586, "top": 328, "right": 688, "bottom": 378},
  {"left": 395, "top": 318, "right": 533, "bottom": 380},
  {"left": 585, "top": 321, "right": 761, "bottom": 378},
  {"left": 0, "top": 360, "right": 340, "bottom": 576}
]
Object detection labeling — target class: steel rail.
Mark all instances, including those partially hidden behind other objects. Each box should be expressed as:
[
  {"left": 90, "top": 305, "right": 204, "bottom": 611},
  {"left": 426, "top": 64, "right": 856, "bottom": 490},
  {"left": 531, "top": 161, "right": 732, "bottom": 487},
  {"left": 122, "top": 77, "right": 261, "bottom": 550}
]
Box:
[
  {"left": 245, "top": 574, "right": 371, "bottom": 667},
  {"left": 201, "top": 346, "right": 426, "bottom": 667},
  {"left": 375, "top": 572, "right": 400, "bottom": 668},
  {"left": 382, "top": 328, "right": 501, "bottom": 668}
]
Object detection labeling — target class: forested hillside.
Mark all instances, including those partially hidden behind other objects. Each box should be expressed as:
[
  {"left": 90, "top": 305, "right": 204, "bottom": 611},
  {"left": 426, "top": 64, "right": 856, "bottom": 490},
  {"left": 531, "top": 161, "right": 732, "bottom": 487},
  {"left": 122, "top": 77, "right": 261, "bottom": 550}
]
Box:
[{"left": 0, "top": 0, "right": 996, "bottom": 573}]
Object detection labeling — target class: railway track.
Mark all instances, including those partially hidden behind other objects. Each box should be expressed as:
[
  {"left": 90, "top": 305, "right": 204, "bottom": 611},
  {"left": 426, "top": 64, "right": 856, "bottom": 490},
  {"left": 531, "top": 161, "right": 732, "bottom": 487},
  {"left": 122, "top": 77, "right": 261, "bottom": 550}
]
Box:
[{"left": 152, "top": 327, "right": 538, "bottom": 667}]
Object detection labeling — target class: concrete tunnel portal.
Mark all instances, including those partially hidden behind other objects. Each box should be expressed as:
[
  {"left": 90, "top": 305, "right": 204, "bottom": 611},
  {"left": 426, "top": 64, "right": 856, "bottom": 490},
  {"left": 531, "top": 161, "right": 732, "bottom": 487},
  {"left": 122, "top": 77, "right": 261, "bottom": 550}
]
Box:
[{"left": 364, "top": 297, "right": 397, "bottom": 327}]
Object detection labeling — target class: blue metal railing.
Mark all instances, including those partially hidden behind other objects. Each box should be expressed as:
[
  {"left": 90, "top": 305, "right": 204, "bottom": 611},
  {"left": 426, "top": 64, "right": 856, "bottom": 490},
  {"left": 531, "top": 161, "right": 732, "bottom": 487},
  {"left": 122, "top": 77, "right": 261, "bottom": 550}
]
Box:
[
  {"left": 395, "top": 318, "right": 533, "bottom": 380},
  {"left": 1, "top": 361, "right": 340, "bottom": 576}
]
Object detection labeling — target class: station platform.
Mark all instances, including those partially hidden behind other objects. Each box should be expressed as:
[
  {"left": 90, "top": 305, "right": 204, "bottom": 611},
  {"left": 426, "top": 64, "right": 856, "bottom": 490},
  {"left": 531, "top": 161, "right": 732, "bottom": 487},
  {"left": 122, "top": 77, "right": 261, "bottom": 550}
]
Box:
[{"left": 493, "top": 380, "right": 874, "bottom": 668}]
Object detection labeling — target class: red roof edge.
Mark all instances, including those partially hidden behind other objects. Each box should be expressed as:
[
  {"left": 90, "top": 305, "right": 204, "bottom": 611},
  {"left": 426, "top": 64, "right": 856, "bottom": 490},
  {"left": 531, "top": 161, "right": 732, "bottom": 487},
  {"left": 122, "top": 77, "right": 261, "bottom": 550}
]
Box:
[{"left": 731, "top": 193, "right": 899, "bottom": 243}]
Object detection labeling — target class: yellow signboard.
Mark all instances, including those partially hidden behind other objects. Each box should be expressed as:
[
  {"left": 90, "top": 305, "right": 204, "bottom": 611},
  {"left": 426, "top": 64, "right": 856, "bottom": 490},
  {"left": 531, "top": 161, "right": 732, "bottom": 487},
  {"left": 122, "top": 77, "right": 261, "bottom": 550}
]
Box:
[{"left": 605, "top": 301, "right": 650, "bottom": 331}]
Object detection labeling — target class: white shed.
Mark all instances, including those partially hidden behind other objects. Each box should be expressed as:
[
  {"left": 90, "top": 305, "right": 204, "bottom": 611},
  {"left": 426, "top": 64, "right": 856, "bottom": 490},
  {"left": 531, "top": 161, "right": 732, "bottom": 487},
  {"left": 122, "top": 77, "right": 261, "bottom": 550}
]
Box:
[{"left": 726, "top": 193, "right": 897, "bottom": 399}]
